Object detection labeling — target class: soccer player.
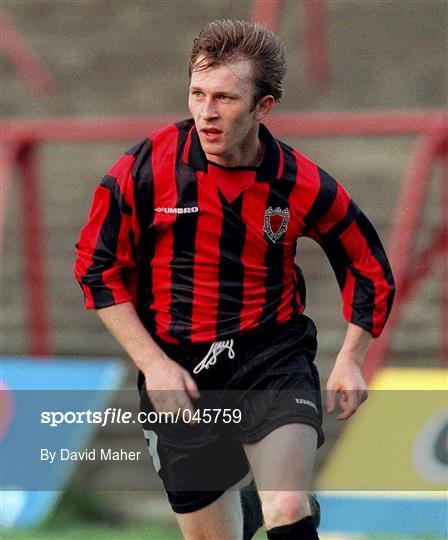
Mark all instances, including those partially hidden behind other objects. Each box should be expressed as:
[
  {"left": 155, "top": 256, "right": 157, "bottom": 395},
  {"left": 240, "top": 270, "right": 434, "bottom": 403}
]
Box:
[{"left": 75, "top": 19, "right": 395, "bottom": 540}]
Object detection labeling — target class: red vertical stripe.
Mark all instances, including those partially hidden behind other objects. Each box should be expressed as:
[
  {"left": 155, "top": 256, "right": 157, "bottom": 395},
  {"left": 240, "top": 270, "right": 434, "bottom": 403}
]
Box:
[
  {"left": 277, "top": 247, "right": 297, "bottom": 324},
  {"left": 75, "top": 187, "right": 113, "bottom": 308},
  {"left": 108, "top": 154, "right": 135, "bottom": 182},
  {"left": 239, "top": 183, "right": 271, "bottom": 331},
  {"left": 149, "top": 127, "right": 179, "bottom": 342},
  {"left": 190, "top": 171, "right": 223, "bottom": 342},
  {"left": 111, "top": 211, "right": 136, "bottom": 304}
]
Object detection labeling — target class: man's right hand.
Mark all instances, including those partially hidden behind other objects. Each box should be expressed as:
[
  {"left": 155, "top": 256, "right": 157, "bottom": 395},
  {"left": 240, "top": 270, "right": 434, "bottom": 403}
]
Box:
[
  {"left": 95, "top": 302, "right": 201, "bottom": 421},
  {"left": 143, "top": 353, "right": 201, "bottom": 419}
]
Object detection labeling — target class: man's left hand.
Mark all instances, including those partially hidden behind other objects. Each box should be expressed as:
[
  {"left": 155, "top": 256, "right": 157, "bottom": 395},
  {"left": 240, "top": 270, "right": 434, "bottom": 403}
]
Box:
[{"left": 326, "top": 353, "right": 368, "bottom": 420}]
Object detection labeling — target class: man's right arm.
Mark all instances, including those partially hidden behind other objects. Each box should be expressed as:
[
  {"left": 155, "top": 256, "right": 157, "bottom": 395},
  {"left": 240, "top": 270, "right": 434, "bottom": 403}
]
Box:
[
  {"left": 74, "top": 145, "right": 199, "bottom": 414},
  {"left": 96, "top": 302, "right": 200, "bottom": 413}
]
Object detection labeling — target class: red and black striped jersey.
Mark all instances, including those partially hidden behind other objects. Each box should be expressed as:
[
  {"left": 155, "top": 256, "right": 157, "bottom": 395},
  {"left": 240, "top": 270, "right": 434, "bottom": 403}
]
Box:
[{"left": 74, "top": 119, "right": 395, "bottom": 343}]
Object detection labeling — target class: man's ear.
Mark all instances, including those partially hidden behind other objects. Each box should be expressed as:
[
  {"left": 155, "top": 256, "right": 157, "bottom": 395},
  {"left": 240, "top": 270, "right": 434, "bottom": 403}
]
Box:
[{"left": 254, "top": 95, "right": 276, "bottom": 121}]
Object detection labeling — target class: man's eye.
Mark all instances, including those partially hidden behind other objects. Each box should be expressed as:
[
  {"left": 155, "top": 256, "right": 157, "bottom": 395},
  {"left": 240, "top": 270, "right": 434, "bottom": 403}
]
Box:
[
  {"left": 218, "top": 95, "right": 230, "bottom": 101},
  {"left": 192, "top": 91, "right": 202, "bottom": 97}
]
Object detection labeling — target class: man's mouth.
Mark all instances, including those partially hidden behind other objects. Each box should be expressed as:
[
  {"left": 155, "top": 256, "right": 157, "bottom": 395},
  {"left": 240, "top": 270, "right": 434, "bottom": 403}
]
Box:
[{"left": 201, "top": 128, "right": 223, "bottom": 141}]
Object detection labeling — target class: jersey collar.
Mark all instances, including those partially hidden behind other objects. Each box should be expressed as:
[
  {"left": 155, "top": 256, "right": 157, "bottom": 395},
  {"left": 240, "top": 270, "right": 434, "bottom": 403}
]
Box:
[{"left": 183, "top": 120, "right": 284, "bottom": 181}]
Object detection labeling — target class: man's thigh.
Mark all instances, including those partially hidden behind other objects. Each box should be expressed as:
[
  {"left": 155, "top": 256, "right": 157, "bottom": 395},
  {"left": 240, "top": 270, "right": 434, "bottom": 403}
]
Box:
[
  {"left": 244, "top": 423, "right": 317, "bottom": 528},
  {"left": 175, "top": 489, "right": 243, "bottom": 540},
  {"left": 243, "top": 423, "right": 317, "bottom": 492}
]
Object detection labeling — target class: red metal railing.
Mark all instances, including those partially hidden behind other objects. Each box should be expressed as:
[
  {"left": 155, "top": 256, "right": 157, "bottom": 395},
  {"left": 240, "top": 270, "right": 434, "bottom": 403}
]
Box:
[
  {"left": 0, "top": 13, "right": 57, "bottom": 100},
  {"left": 250, "top": 0, "right": 328, "bottom": 88},
  {"left": 363, "top": 116, "right": 448, "bottom": 380},
  {"left": 1, "top": 111, "right": 447, "bottom": 380}
]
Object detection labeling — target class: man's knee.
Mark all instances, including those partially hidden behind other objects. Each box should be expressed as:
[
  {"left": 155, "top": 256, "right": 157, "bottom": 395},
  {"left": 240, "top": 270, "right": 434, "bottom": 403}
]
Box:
[
  {"left": 175, "top": 490, "right": 243, "bottom": 540},
  {"left": 261, "top": 491, "right": 311, "bottom": 529}
]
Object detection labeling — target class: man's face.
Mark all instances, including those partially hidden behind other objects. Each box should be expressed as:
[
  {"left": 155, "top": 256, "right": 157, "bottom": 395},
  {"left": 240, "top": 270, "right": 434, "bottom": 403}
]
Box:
[{"left": 188, "top": 58, "right": 260, "bottom": 165}]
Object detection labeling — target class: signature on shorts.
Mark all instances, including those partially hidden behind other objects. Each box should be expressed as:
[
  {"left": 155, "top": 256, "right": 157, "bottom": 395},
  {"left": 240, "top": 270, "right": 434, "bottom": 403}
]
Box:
[{"left": 193, "top": 340, "right": 235, "bottom": 374}]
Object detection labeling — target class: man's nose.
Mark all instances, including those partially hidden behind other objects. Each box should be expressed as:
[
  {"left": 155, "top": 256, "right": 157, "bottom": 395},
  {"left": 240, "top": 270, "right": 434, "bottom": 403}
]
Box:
[{"left": 201, "top": 99, "right": 219, "bottom": 120}]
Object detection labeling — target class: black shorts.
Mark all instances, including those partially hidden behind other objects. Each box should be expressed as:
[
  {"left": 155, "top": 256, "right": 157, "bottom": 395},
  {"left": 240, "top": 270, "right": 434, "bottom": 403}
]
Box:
[{"left": 138, "top": 314, "right": 324, "bottom": 514}]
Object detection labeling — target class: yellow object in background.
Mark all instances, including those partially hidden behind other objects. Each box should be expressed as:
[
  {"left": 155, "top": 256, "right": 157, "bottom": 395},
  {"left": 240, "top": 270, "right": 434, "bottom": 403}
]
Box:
[{"left": 316, "top": 368, "right": 448, "bottom": 492}]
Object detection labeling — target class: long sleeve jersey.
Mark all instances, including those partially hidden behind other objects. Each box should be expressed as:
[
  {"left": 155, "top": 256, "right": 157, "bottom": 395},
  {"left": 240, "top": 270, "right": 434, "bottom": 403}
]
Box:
[{"left": 74, "top": 119, "right": 395, "bottom": 344}]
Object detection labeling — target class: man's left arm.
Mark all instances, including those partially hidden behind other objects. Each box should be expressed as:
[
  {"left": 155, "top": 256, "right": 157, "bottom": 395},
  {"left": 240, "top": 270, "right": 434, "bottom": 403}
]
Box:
[{"left": 303, "top": 169, "right": 396, "bottom": 419}]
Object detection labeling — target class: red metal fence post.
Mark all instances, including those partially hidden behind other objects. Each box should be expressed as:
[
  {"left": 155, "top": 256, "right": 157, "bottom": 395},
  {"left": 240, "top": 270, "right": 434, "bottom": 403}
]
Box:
[
  {"left": 362, "top": 121, "right": 448, "bottom": 382},
  {"left": 303, "top": 0, "right": 328, "bottom": 87},
  {"left": 250, "top": 0, "right": 283, "bottom": 29},
  {"left": 250, "top": 0, "right": 329, "bottom": 89},
  {"left": 441, "top": 137, "right": 448, "bottom": 365},
  {"left": 17, "top": 142, "right": 50, "bottom": 356},
  {"left": 0, "top": 143, "right": 18, "bottom": 247}
]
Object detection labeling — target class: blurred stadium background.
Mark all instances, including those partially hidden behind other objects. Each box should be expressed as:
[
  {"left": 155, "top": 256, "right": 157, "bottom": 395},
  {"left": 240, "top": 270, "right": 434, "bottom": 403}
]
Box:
[{"left": 1, "top": 0, "right": 447, "bottom": 538}]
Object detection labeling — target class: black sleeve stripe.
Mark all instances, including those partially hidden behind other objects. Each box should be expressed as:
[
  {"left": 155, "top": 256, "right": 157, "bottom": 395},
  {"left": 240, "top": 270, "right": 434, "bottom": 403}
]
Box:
[
  {"left": 355, "top": 210, "right": 396, "bottom": 325},
  {"left": 355, "top": 211, "right": 396, "bottom": 290},
  {"left": 322, "top": 200, "right": 360, "bottom": 238},
  {"left": 351, "top": 268, "right": 376, "bottom": 333},
  {"left": 301, "top": 167, "right": 338, "bottom": 235},
  {"left": 81, "top": 191, "right": 121, "bottom": 308},
  {"left": 99, "top": 175, "right": 132, "bottom": 216},
  {"left": 131, "top": 139, "right": 153, "bottom": 186},
  {"left": 321, "top": 234, "right": 375, "bottom": 333},
  {"left": 321, "top": 235, "right": 348, "bottom": 291},
  {"left": 125, "top": 138, "right": 148, "bottom": 157}
]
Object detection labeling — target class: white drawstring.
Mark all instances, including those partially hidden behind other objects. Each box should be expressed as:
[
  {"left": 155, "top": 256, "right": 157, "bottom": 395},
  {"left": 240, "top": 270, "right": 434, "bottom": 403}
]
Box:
[{"left": 193, "top": 339, "right": 235, "bottom": 374}]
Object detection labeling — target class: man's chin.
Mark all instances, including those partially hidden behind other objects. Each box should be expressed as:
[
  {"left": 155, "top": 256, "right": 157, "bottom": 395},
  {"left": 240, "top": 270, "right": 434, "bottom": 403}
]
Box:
[{"left": 200, "top": 141, "right": 226, "bottom": 159}]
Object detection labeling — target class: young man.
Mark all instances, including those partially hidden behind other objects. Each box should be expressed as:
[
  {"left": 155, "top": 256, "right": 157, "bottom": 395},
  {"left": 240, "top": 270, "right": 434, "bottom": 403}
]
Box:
[{"left": 75, "top": 19, "right": 395, "bottom": 540}]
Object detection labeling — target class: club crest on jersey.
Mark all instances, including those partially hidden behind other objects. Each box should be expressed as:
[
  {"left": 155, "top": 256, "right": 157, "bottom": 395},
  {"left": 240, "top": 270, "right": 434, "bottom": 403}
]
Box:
[{"left": 263, "top": 206, "right": 290, "bottom": 243}]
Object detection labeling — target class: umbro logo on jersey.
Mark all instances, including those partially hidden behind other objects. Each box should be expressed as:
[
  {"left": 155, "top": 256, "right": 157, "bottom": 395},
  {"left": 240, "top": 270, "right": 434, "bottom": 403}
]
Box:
[
  {"left": 155, "top": 206, "right": 199, "bottom": 214},
  {"left": 295, "top": 398, "right": 318, "bottom": 412},
  {"left": 263, "top": 206, "right": 290, "bottom": 243}
]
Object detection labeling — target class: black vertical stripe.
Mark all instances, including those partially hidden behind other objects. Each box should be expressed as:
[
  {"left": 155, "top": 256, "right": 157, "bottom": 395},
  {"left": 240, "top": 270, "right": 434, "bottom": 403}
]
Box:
[
  {"left": 126, "top": 138, "right": 148, "bottom": 157},
  {"left": 132, "top": 139, "right": 157, "bottom": 332},
  {"left": 294, "top": 264, "right": 307, "bottom": 308},
  {"left": 324, "top": 204, "right": 394, "bottom": 332},
  {"left": 355, "top": 211, "right": 395, "bottom": 290},
  {"left": 320, "top": 235, "right": 348, "bottom": 291},
  {"left": 324, "top": 200, "right": 359, "bottom": 237},
  {"left": 100, "top": 175, "right": 132, "bottom": 215},
  {"left": 301, "top": 167, "right": 338, "bottom": 236},
  {"left": 168, "top": 126, "right": 200, "bottom": 341},
  {"left": 321, "top": 233, "right": 375, "bottom": 334},
  {"left": 352, "top": 269, "right": 376, "bottom": 332},
  {"left": 260, "top": 144, "right": 297, "bottom": 325},
  {"left": 216, "top": 192, "right": 246, "bottom": 337},
  {"left": 82, "top": 190, "right": 121, "bottom": 308}
]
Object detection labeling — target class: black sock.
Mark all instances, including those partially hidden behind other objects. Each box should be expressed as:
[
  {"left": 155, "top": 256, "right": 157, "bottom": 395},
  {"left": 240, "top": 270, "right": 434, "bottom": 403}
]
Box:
[
  {"left": 240, "top": 480, "right": 263, "bottom": 540},
  {"left": 267, "top": 516, "right": 319, "bottom": 539}
]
